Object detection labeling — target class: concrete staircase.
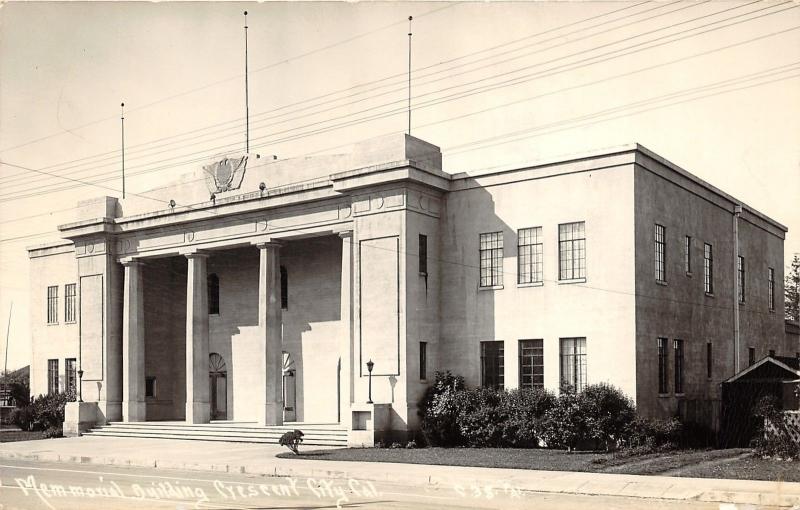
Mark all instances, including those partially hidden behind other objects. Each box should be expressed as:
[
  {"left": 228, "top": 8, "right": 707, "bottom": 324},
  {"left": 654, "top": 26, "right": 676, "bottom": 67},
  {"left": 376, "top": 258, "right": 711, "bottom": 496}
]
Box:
[{"left": 83, "top": 421, "right": 348, "bottom": 446}]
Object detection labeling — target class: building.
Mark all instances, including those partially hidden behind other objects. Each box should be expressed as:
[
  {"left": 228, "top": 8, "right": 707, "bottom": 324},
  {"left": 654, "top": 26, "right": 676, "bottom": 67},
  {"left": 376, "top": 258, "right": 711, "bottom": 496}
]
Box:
[{"left": 27, "top": 134, "right": 794, "bottom": 441}]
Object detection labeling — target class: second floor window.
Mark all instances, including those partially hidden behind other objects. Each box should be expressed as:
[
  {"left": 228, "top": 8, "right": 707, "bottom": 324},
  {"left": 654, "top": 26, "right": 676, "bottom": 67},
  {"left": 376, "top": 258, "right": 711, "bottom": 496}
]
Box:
[
  {"left": 419, "top": 342, "right": 427, "bottom": 381},
  {"left": 654, "top": 224, "right": 666, "bottom": 283},
  {"left": 749, "top": 347, "right": 756, "bottom": 366},
  {"left": 558, "top": 222, "right": 586, "bottom": 280},
  {"left": 704, "top": 243, "right": 714, "bottom": 294},
  {"left": 47, "top": 286, "right": 58, "bottom": 324},
  {"left": 208, "top": 274, "right": 220, "bottom": 315},
  {"left": 518, "top": 227, "right": 543, "bottom": 284},
  {"left": 479, "top": 232, "right": 503, "bottom": 287},
  {"left": 480, "top": 341, "right": 504, "bottom": 390},
  {"left": 768, "top": 267, "right": 775, "bottom": 311},
  {"left": 684, "top": 236, "right": 692, "bottom": 273},
  {"left": 65, "top": 283, "right": 77, "bottom": 323},
  {"left": 280, "top": 266, "right": 288, "bottom": 310},
  {"left": 418, "top": 234, "right": 428, "bottom": 275},
  {"left": 737, "top": 256, "right": 745, "bottom": 303}
]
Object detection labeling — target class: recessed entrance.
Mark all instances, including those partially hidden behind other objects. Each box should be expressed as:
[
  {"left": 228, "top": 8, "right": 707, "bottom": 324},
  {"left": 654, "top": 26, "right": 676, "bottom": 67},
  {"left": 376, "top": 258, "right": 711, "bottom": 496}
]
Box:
[{"left": 209, "top": 353, "right": 227, "bottom": 420}]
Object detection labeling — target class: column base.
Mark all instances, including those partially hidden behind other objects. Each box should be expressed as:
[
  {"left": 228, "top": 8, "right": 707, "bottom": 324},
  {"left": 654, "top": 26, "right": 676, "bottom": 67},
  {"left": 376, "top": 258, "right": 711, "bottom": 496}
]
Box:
[
  {"left": 122, "top": 401, "right": 146, "bottom": 422},
  {"left": 262, "top": 402, "right": 284, "bottom": 426},
  {"left": 97, "top": 400, "right": 122, "bottom": 424},
  {"left": 186, "top": 402, "right": 210, "bottom": 424}
]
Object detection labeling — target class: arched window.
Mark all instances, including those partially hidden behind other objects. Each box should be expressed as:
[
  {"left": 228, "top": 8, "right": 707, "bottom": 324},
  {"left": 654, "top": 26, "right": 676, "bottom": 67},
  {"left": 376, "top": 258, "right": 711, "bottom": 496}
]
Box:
[
  {"left": 280, "top": 266, "right": 288, "bottom": 310},
  {"left": 208, "top": 273, "right": 220, "bottom": 315}
]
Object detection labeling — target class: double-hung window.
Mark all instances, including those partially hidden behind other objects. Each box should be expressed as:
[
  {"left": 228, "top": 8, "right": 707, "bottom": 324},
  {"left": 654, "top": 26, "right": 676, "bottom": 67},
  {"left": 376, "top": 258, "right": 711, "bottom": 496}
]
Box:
[
  {"left": 480, "top": 341, "right": 504, "bottom": 390},
  {"left": 560, "top": 337, "right": 587, "bottom": 391},
  {"left": 768, "top": 268, "right": 775, "bottom": 311},
  {"left": 519, "top": 339, "right": 544, "bottom": 389},
  {"left": 684, "top": 236, "right": 692, "bottom": 274},
  {"left": 47, "top": 359, "right": 59, "bottom": 395},
  {"left": 654, "top": 224, "right": 666, "bottom": 283},
  {"left": 47, "top": 286, "right": 58, "bottom": 324},
  {"left": 479, "top": 232, "right": 503, "bottom": 287},
  {"left": 737, "top": 256, "right": 745, "bottom": 303},
  {"left": 558, "top": 222, "right": 586, "bottom": 280},
  {"left": 65, "top": 283, "right": 77, "bottom": 323},
  {"left": 704, "top": 243, "right": 714, "bottom": 294},
  {"left": 518, "top": 227, "right": 543, "bottom": 284},
  {"left": 65, "top": 358, "right": 77, "bottom": 393},
  {"left": 674, "top": 339, "right": 684, "bottom": 394},
  {"left": 658, "top": 338, "right": 669, "bottom": 394}
]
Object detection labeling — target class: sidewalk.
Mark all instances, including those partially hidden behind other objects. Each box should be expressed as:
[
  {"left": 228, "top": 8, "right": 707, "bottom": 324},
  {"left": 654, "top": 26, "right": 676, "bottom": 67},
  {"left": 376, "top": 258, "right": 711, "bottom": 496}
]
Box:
[{"left": 2, "top": 436, "right": 800, "bottom": 508}]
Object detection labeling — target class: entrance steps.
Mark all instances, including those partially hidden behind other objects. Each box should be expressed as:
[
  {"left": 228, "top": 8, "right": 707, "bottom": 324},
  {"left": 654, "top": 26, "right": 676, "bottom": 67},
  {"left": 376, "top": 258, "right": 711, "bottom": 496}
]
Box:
[{"left": 83, "top": 421, "right": 348, "bottom": 446}]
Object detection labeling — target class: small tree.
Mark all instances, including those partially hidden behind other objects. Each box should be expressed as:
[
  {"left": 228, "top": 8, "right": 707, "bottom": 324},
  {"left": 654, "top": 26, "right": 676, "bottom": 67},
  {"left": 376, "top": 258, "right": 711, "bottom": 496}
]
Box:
[
  {"left": 279, "top": 430, "right": 304, "bottom": 455},
  {"left": 786, "top": 253, "right": 800, "bottom": 321}
]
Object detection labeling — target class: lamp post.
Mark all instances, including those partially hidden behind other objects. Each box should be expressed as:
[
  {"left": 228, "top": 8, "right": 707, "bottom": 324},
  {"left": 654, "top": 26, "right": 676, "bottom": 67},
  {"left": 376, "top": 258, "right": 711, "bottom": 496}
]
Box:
[
  {"left": 366, "top": 359, "right": 374, "bottom": 404},
  {"left": 77, "top": 369, "right": 84, "bottom": 402}
]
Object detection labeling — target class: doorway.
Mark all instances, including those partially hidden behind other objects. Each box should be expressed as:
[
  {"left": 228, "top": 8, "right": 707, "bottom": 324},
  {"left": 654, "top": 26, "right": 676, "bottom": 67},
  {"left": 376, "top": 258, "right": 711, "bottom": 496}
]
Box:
[{"left": 209, "top": 353, "right": 227, "bottom": 420}]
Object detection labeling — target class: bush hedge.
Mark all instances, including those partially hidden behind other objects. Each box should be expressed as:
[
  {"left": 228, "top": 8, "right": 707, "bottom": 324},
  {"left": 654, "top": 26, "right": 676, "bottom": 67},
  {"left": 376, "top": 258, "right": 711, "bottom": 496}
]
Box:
[
  {"left": 11, "top": 390, "right": 75, "bottom": 432},
  {"left": 420, "top": 373, "right": 680, "bottom": 451}
]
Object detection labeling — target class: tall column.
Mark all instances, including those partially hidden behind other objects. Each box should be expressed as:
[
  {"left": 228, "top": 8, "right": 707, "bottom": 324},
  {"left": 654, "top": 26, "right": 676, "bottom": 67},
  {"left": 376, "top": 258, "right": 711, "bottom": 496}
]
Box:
[
  {"left": 185, "top": 252, "right": 211, "bottom": 424},
  {"left": 257, "top": 241, "right": 283, "bottom": 426},
  {"left": 121, "top": 260, "right": 145, "bottom": 422},
  {"left": 339, "top": 231, "right": 354, "bottom": 422}
]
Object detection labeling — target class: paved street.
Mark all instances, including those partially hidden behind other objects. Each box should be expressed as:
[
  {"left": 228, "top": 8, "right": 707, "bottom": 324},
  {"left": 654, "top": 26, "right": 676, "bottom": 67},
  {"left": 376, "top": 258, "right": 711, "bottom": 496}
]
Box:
[{"left": 0, "top": 458, "right": 737, "bottom": 510}]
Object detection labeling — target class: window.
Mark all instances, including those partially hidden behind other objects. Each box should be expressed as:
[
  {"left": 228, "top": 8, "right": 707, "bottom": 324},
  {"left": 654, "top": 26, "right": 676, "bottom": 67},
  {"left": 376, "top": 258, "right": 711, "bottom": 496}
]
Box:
[
  {"left": 657, "top": 338, "right": 669, "bottom": 394},
  {"left": 65, "top": 283, "right": 77, "bottom": 323},
  {"left": 479, "top": 232, "right": 503, "bottom": 287},
  {"left": 674, "top": 339, "right": 684, "bottom": 394},
  {"left": 47, "top": 285, "right": 58, "bottom": 324},
  {"left": 518, "top": 227, "right": 543, "bottom": 284},
  {"left": 768, "top": 267, "right": 775, "bottom": 311},
  {"left": 519, "top": 339, "right": 544, "bottom": 389},
  {"left": 419, "top": 342, "right": 427, "bottom": 381},
  {"left": 418, "top": 234, "right": 428, "bottom": 275},
  {"left": 65, "top": 358, "right": 77, "bottom": 394},
  {"left": 685, "top": 236, "right": 692, "bottom": 274},
  {"left": 145, "top": 377, "right": 156, "bottom": 398},
  {"left": 703, "top": 243, "right": 714, "bottom": 294},
  {"left": 280, "top": 266, "right": 288, "bottom": 310},
  {"left": 748, "top": 347, "right": 756, "bottom": 366},
  {"left": 208, "top": 273, "right": 220, "bottom": 315},
  {"left": 47, "top": 359, "right": 58, "bottom": 395},
  {"left": 558, "top": 222, "right": 586, "bottom": 280},
  {"left": 560, "top": 337, "right": 587, "bottom": 391},
  {"left": 480, "top": 341, "right": 504, "bottom": 390},
  {"left": 654, "top": 224, "right": 666, "bottom": 282},
  {"left": 706, "top": 342, "right": 713, "bottom": 379},
  {"left": 737, "top": 256, "right": 745, "bottom": 303}
]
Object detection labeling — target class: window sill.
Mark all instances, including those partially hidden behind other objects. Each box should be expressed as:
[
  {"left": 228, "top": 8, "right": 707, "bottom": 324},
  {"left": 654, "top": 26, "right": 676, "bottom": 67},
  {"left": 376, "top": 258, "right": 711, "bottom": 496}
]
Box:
[
  {"left": 705, "top": 292, "right": 715, "bottom": 298},
  {"left": 419, "top": 271, "right": 428, "bottom": 277},
  {"left": 64, "top": 321, "right": 77, "bottom": 325},
  {"left": 739, "top": 301, "right": 745, "bottom": 306},
  {"left": 658, "top": 393, "right": 671, "bottom": 398},
  {"left": 686, "top": 272, "right": 693, "bottom": 278},
  {"left": 769, "top": 308, "right": 776, "bottom": 314},
  {"left": 675, "top": 393, "right": 686, "bottom": 398},
  {"left": 479, "top": 285, "right": 504, "bottom": 291},
  {"left": 656, "top": 280, "right": 668, "bottom": 286},
  {"left": 558, "top": 278, "right": 586, "bottom": 285},
  {"left": 47, "top": 322, "right": 59, "bottom": 326},
  {"left": 517, "top": 281, "right": 544, "bottom": 288}
]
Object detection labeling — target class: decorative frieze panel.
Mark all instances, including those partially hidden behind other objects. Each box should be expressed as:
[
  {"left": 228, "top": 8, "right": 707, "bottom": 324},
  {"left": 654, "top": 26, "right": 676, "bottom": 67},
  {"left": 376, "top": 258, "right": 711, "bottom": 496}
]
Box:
[
  {"left": 75, "top": 239, "right": 110, "bottom": 258},
  {"left": 353, "top": 188, "right": 440, "bottom": 218}
]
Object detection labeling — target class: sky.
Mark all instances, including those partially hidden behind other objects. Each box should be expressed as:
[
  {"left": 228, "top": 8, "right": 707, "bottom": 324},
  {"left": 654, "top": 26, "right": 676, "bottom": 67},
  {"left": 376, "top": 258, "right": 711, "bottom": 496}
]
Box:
[{"left": 1, "top": 1, "right": 799, "bottom": 371}]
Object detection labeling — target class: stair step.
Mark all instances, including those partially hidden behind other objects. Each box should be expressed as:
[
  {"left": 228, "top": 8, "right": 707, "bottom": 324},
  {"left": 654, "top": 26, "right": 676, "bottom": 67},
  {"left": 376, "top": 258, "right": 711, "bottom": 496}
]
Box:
[
  {"left": 95, "top": 425, "right": 347, "bottom": 437},
  {"left": 83, "top": 430, "right": 346, "bottom": 445}
]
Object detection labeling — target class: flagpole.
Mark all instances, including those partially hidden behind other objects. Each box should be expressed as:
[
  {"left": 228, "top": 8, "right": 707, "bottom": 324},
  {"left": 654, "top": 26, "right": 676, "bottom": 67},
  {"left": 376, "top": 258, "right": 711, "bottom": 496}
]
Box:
[
  {"left": 121, "top": 102, "right": 126, "bottom": 199},
  {"left": 407, "top": 15, "right": 413, "bottom": 136},
  {"left": 244, "top": 10, "right": 250, "bottom": 154}
]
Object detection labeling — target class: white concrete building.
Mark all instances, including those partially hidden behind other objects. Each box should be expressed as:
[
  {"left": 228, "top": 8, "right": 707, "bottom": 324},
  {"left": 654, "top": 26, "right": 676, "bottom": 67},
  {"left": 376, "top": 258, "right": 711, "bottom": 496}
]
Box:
[{"left": 28, "top": 134, "right": 794, "bottom": 440}]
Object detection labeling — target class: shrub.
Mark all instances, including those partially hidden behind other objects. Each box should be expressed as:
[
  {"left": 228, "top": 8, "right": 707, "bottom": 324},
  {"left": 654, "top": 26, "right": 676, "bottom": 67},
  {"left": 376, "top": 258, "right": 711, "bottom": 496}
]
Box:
[
  {"left": 502, "top": 387, "right": 556, "bottom": 447},
  {"left": 581, "top": 383, "right": 636, "bottom": 449},
  {"left": 10, "top": 405, "right": 35, "bottom": 431},
  {"left": 540, "top": 389, "right": 591, "bottom": 451},
  {"left": 458, "top": 387, "right": 510, "bottom": 447},
  {"left": 279, "top": 429, "right": 304, "bottom": 455},
  {"left": 405, "top": 440, "right": 417, "bottom": 449},
  {"left": 420, "top": 371, "right": 467, "bottom": 446},
  {"left": 625, "top": 417, "right": 683, "bottom": 450},
  {"left": 11, "top": 391, "right": 75, "bottom": 432}
]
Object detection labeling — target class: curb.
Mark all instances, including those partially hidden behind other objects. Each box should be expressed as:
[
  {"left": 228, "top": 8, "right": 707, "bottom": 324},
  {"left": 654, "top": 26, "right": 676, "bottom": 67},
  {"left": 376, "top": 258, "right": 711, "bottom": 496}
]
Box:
[{"left": 2, "top": 450, "right": 799, "bottom": 507}]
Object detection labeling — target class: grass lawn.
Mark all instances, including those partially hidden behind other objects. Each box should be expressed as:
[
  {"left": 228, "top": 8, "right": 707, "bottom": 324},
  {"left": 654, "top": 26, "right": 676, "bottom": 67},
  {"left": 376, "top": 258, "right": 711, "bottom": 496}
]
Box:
[{"left": 278, "top": 447, "right": 800, "bottom": 482}]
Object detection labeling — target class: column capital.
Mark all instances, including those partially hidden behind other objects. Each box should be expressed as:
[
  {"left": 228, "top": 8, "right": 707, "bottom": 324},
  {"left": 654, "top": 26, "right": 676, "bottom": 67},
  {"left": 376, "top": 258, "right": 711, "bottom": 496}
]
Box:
[
  {"left": 337, "top": 230, "right": 354, "bottom": 239},
  {"left": 254, "top": 238, "right": 285, "bottom": 250},
  {"left": 183, "top": 250, "right": 210, "bottom": 260},
  {"left": 120, "top": 258, "right": 144, "bottom": 267}
]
